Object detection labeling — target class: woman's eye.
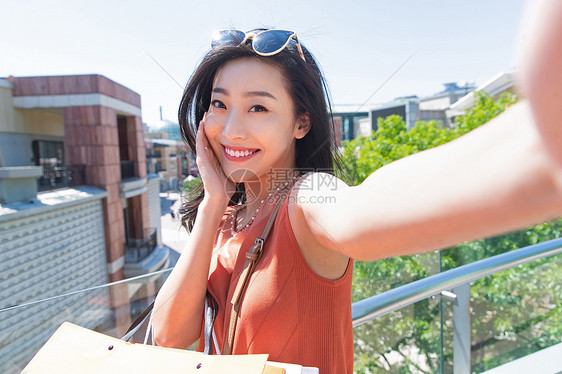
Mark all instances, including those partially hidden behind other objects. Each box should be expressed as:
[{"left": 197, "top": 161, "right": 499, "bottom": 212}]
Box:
[
  {"left": 249, "top": 105, "right": 268, "bottom": 113},
  {"left": 211, "top": 100, "right": 226, "bottom": 109}
]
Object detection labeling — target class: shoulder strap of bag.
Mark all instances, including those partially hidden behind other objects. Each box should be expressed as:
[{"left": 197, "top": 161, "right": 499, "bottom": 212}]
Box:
[
  {"left": 222, "top": 191, "right": 288, "bottom": 355},
  {"left": 204, "top": 290, "right": 218, "bottom": 354},
  {"left": 122, "top": 302, "right": 154, "bottom": 342},
  {"left": 122, "top": 186, "right": 292, "bottom": 351}
]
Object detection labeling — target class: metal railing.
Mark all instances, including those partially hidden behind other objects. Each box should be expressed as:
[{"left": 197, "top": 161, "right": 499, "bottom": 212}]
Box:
[
  {"left": 351, "top": 237, "right": 562, "bottom": 373},
  {"left": 155, "top": 162, "right": 164, "bottom": 173},
  {"left": 37, "top": 165, "right": 70, "bottom": 191},
  {"left": 146, "top": 151, "right": 162, "bottom": 158},
  {"left": 120, "top": 160, "right": 135, "bottom": 179},
  {"left": 1, "top": 237, "right": 559, "bottom": 372},
  {"left": 124, "top": 228, "right": 158, "bottom": 263},
  {"left": 37, "top": 164, "right": 85, "bottom": 191}
]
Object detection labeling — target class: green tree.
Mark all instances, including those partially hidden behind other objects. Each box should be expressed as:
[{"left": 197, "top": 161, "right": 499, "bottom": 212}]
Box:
[{"left": 344, "top": 92, "right": 562, "bottom": 373}]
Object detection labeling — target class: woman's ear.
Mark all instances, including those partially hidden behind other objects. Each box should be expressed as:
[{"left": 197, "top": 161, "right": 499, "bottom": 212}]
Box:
[{"left": 294, "top": 112, "right": 311, "bottom": 139}]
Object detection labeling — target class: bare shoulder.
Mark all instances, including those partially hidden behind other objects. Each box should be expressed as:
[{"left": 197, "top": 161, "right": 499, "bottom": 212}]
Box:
[{"left": 286, "top": 172, "right": 350, "bottom": 280}]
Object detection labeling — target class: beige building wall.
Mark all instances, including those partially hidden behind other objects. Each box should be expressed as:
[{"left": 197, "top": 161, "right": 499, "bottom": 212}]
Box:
[
  {"left": 11, "top": 108, "right": 64, "bottom": 137},
  {"left": 419, "top": 96, "right": 451, "bottom": 110},
  {"left": 0, "top": 80, "right": 64, "bottom": 136},
  {"left": 0, "top": 81, "right": 16, "bottom": 134},
  {"left": 162, "top": 146, "right": 177, "bottom": 176},
  {"left": 147, "top": 175, "right": 162, "bottom": 244}
]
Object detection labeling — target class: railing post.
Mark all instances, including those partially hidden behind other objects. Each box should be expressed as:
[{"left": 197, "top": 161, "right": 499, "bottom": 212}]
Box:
[{"left": 453, "top": 283, "right": 471, "bottom": 374}]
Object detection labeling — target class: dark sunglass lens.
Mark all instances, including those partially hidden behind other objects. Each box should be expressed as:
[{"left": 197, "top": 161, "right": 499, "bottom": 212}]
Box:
[
  {"left": 253, "top": 30, "right": 294, "bottom": 54},
  {"left": 211, "top": 30, "right": 246, "bottom": 48}
]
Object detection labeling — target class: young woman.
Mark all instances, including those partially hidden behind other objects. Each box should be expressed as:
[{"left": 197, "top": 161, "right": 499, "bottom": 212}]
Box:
[{"left": 153, "top": 2, "right": 562, "bottom": 372}]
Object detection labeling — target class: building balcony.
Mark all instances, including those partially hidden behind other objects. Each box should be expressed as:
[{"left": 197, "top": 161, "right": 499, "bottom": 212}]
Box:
[
  {"left": 0, "top": 166, "right": 43, "bottom": 204},
  {"left": 119, "top": 176, "right": 147, "bottom": 199},
  {"left": 37, "top": 164, "right": 85, "bottom": 192},
  {"left": 124, "top": 228, "right": 158, "bottom": 264},
  {"left": 123, "top": 228, "right": 169, "bottom": 279},
  {"left": 120, "top": 160, "right": 135, "bottom": 180},
  {"left": 146, "top": 151, "right": 162, "bottom": 159}
]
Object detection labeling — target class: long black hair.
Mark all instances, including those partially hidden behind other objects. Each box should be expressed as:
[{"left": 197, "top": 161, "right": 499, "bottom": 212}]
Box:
[{"left": 178, "top": 30, "right": 343, "bottom": 232}]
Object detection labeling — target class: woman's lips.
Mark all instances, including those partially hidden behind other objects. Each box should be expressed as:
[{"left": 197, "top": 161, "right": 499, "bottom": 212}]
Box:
[{"left": 222, "top": 145, "right": 260, "bottom": 161}]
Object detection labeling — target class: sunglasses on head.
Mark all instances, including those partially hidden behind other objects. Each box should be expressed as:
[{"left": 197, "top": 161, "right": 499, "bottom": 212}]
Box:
[{"left": 211, "top": 29, "right": 306, "bottom": 62}]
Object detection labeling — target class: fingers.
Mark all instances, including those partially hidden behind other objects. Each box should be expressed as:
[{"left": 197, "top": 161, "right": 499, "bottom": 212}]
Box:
[
  {"left": 199, "top": 118, "right": 214, "bottom": 157},
  {"left": 196, "top": 113, "right": 211, "bottom": 153},
  {"left": 196, "top": 113, "right": 222, "bottom": 175},
  {"left": 194, "top": 114, "right": 232, "bottom": 202}
]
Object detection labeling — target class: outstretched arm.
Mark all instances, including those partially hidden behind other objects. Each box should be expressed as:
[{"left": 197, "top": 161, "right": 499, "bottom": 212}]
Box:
[
  {"left": 296, "top": 0, "right": 562, "bottom": 262},
  {"left": 521, "top": 0, "right": 562, "bottom": 169},
  {"left": 300, "top": 105, "right": 560, "bottom": 262}
]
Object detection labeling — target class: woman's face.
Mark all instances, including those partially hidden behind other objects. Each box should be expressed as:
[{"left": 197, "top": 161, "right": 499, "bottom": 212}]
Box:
[{"left": 204, "top": 57, "right": 309, "bottom": 183}]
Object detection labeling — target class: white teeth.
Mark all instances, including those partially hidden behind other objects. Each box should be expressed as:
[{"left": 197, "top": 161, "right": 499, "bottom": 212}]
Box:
[{"left": 225, "top": 147, "right": 256, "bottom": 157}]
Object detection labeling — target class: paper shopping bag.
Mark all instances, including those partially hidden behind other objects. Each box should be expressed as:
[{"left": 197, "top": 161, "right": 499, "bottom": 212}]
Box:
[{"left": 22, "top": 322, "right": 269, "bottom": 374}]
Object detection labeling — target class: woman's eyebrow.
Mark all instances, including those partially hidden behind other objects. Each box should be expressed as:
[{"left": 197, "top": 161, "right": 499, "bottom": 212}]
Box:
[
  {"left": 212, "top": 87, "right": 228, "bottom": 95},
  {"left": 212, "top": 87, "right": 277, "bottom": 100},
  {"left": 243, "top": 91, "right": 277, "bottom": 100}
]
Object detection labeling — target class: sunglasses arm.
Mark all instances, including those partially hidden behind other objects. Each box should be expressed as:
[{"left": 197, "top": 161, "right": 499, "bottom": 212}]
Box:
[{"left": 296, "top": 42, "right": 306, "bottom": 63}]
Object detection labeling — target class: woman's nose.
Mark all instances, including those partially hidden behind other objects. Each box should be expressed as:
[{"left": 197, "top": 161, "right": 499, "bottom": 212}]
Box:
[{"left": 222, "top": 110, "right": 248, "bottom": 140}]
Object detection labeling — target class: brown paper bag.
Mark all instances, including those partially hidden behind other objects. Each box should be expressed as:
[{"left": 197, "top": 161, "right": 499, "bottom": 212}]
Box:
[{"left": 22, "top": 322, "right": 270, "bottom": 374}]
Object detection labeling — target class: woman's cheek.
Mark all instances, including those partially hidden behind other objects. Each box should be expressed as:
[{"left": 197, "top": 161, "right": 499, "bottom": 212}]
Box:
[{"left": 204, "top": 112, "right": 223, "bottom": 134}]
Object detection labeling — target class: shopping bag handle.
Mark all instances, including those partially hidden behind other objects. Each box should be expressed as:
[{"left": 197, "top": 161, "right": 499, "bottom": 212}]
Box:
[
  {"left": 121, "top": 291, "right": 218, "bottom": 354},
  {"left": 121, "top": 302, "right": 154, "bottom": 342}
]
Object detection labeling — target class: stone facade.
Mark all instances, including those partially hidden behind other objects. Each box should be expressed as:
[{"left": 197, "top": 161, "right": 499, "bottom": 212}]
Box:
[{"left": 0, "top": 188, "right": 110, "bottom": 372}]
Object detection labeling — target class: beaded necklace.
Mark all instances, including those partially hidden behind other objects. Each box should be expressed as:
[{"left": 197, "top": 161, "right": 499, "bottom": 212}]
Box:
[{"left": 230, "top": 173, "right": 300, "bottom": 236}]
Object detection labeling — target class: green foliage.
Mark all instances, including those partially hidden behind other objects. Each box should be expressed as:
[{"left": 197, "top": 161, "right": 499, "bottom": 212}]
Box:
[
  {"left": 338, "top": 91, "right": 518, "bottom": 186},
  {"left": 181, "top": 176, "right": 202, "bottom": 200},
  {"left": 453, "top": 92, "right": 518, "bottom": 134},
  {"left": 347, "top": 92, "right": 562, "bottom": 373},
  {"left": 446, "top": 222, "right": 562, "bottom": 372}
]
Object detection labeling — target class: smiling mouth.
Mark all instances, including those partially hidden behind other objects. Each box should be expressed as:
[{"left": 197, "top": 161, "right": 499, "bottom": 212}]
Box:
[{"left": 223, "top": 145, "right": 260, "bottom": 159}]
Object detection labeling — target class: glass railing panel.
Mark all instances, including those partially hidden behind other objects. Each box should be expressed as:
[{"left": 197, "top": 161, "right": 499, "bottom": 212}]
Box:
[
  {"left": 352, "top": 251, "right": 445, "bottom": 372},
  {"left": 3, "top": 249, "right": 559, "bottom": 373},
  {"left": 0, "top": 269, "right": 172, "bottom": 374},
  {"left": 467, "top": 252, "right": 562, "bottom": 372},
  {"left": 352, "top": 251, "right": 562, "bottom": 373},
  {"left": 353, "top": 295, "right": 452, "bottom": 373}
]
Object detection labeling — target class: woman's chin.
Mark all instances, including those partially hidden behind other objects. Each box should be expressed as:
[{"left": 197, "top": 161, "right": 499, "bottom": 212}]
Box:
[
  {"left": 225, "top": 167, "right": 260, "bottom": 183},
  {"left": 225, "top": 168, "right": 264, "bottom": 203}
]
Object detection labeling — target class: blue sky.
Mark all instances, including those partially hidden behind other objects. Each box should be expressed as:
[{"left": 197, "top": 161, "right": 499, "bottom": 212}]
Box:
[{"left": 0, "top": 0, "right": 526, "bottom": 126}]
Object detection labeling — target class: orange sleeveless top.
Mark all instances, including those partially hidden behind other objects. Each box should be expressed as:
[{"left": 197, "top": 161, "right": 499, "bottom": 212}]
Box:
[{"left": 196, "top": 190, "right": 354, "bottom": 373}]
